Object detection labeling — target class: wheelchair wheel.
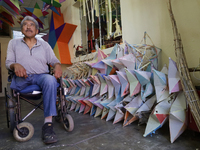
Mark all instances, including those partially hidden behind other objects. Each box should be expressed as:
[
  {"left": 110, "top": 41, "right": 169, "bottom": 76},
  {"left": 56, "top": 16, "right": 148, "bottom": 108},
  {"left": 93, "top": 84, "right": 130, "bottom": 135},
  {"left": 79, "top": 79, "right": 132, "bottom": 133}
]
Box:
[
  {"left": 63, "top": 114, "right": 74, "bottom": 132},
  {"left": 6, "top": 98, "right": 15, "bottom": 133},
  {"left": 13, "top": 122, "right": 34, "bottom": 142}
]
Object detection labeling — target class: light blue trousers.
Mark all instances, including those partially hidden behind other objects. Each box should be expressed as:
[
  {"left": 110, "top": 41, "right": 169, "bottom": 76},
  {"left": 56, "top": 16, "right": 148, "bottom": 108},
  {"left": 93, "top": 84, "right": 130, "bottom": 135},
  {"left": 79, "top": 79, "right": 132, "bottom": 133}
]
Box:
[{"left": 10, "top": 74, "right": 57, "bottom": 118}]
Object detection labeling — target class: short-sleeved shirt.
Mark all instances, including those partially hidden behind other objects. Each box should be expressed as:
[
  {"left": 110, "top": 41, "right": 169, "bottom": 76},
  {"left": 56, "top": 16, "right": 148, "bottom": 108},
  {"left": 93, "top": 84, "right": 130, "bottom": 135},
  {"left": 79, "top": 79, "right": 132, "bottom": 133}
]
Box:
[{"left": 6, "top": 38, "right": 60, "bottom": 74}]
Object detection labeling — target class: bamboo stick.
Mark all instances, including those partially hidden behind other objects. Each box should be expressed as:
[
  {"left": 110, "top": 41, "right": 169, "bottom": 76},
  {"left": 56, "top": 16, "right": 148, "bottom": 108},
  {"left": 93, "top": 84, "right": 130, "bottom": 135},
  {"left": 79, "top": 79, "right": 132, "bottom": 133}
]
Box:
[{"left": 168, "top": 0, "right": 200, "bottom": 130}]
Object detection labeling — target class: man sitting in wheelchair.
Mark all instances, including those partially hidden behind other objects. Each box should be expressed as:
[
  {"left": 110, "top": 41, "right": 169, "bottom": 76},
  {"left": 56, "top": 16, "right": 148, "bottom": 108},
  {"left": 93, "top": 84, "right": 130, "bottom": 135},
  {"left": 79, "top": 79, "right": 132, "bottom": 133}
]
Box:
[{"left": 6, "top": 16, "right": 62, "bottom": 144}]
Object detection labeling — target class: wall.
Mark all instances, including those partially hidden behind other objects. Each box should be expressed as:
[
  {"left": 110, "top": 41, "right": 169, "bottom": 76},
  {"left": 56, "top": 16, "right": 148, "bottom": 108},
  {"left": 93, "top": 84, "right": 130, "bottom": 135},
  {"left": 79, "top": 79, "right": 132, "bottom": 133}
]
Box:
[
  {"left": 1, "top": 0, "right": 200, "bottom": 97},
  {"left": 61, "top": 0, "right": 200, "bottom": 86},
  {"left": 61, "top": 0, "right": 82, "bottom": 62},
  {"left": 120, "top": 0, "right": 200, "bottom": 85},
  {"left": 0, "top": 37, "right": 12, "bottom": 97}
]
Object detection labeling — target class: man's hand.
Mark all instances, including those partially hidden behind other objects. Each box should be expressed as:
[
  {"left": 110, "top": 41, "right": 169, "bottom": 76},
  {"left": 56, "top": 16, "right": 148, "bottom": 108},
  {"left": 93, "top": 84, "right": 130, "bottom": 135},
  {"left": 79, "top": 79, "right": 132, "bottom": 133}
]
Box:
[
  {"left": 53, "top": 63, "right": 62, "bottom": 79},
  {"left": 11, "top": 63, "right": 28, "bottom": 78}
]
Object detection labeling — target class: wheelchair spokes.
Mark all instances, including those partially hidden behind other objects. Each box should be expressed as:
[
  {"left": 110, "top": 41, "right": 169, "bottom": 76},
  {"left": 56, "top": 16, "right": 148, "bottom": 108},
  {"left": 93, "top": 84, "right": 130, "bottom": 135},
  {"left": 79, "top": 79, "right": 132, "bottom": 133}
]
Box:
[{"left": 13, "top": 122, "right": 34, "bottom": 142}]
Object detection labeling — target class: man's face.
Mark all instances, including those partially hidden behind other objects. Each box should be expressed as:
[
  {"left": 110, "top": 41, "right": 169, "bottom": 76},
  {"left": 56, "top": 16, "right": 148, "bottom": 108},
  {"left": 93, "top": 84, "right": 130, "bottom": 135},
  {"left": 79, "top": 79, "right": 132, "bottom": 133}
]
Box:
[{"left": 21, "top": 20, "right": 38, "bottom": 38}]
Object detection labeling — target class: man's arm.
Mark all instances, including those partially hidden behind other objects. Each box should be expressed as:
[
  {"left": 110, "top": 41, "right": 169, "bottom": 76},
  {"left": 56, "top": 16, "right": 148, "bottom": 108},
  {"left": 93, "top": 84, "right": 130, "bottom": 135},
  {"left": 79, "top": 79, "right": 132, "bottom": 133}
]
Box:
[
  {"left": 6, "top": 40, "right": 28, "bottom": 78},
  {"left": 53, "top": 63, "right": 62, "bottom": 79},
  {"left": 10, "top": 63, "right": 28, "bottom": 78}
]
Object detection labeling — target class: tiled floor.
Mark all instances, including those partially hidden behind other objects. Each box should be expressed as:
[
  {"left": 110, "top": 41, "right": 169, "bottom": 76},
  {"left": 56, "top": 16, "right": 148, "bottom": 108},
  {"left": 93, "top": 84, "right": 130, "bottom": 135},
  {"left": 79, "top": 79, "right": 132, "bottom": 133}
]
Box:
[{"left": 0, "top": 97, "right": 200, "bottom": 150}]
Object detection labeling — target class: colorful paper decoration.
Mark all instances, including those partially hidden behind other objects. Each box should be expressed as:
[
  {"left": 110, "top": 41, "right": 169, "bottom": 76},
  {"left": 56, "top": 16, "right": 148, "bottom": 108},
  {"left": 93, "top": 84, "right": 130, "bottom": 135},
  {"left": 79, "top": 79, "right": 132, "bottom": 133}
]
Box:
[
  {"left": 0, "top": 11, "right": 14, "bottom": 26},
  {"left": 42, "top": 0, "right": 65, "bottom": 8},
  {"left": 168, "top": 57, "right": 182, "bottom": 94},
  {"left": 0, "top": 0, "right": 23, "bottom": 26},
  {"left": 43, "top": 12, "right": 77, "bottom": 64},
  {"left": 42, "top": 0, "right": 64, "bottom": 15},
  {"left": 24, "top": 2, "right": 49, "bottom": 26}
]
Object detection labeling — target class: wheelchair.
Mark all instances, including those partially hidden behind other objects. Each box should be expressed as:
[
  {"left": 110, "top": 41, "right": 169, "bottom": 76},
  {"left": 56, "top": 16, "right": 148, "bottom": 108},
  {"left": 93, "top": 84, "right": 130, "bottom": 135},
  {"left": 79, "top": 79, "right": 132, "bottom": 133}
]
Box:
[{"left": 5, "top": 70, "right": 74, "bottom": 142}]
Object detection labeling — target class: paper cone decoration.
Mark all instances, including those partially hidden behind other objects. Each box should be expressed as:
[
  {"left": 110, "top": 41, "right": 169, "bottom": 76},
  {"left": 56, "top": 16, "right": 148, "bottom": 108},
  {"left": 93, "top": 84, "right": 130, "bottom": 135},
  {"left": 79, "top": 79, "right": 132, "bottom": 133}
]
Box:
[
  {"left": 112, "top": 59, "right": 125, "bottom": 72},
  {"left": 68, "top": 79, "right": 77, "bottom": 95},
  {"left": 90, "top": 75, "right": 100, "bottom": 96},
  {"left": 119, "top": 54, "right": 136, "bottom": 70},
  {"left": 107, "top": 89, "right": 124, "bottom": 113},
  {"left": 82, "top": 79, "right": 91, "bottom": 97},
  {"left": 0, "top": 11, "right": 14, "bottom": 26},
  {"left": 42, "top": 1, "right": 61, "bottom": 15},
  {"left": 104, "top": 76, "right": 114, "bottom": 99},
  {"left": 4, "top": 0, "right": 21, "bottom": 15},
  {"left": 42, "top": 0, "right": 65, "bottom": 8},
  {"left": 161, "top": 64, "right": 168, "bottom": 75},
  {"left": 92, "top": 61, "right": 107, "bottom": 74},
  {"left": 169, "top": 91, "right": 187, "bottom": 143},
  {"left": 113, "top": 106, "right": 125, "bottom": 124},
  {"left": 143, "top": 94, "right": 175, "bottom": 137},
  {"left": 87, "top": 79, "right": 94, "bottom": 97},
  {"left": 0, "top": 1, "right": 18, "bottom": 20},
  {"left": 141, "top": 82, "right": 154, "bottom": 100},
  {"left": 78, "top": 97, "right": 86, "bottom": 113},
  {"left": 123, "top": 111, "right": 139, "bottom": 127},
  {"left": 109, "top": 75, "right": 121, "bottom": 98},
  {"left": 94, "top": 106, "right": 103, "bottom": 117},
  {"left": 124, "top": 95, "right": 143, "bottom": 115},
  {"left": 117, "top": 71, "right": 130, "bottom": 97},
  {"left": 78, "top": 79, "right": 86, "bottom": 96},
  {"left": 93, "top": 95, "right": 107, "bottom": 110},
  {"left": 43, "top": 11, "right": 77, "bottom": 64},
  {"left": 100, "top": 96, "right": 115, "bottom": 109},
  {"left": 153, "top": 69, "right": 169, "bottom": 102},
  {"left": 97, "top": 73, "right": 108, "bottom": 96},
  {"left": 92, "top": 95, "right": 107, "bottom": 117},
  {"left": 106, "top": 108, "right": 115, "bottom": 121},
  {"left": 123, "top": 95, "right": 143, "bottom": 126},
  {"left": 168, "top": 57, "right": 182, "bottom": 94},
  {"left": 91, "top": 49, "right": 107, "bottom": 66},
  {"left": 101, "top": 107, "right": 109, "bottom": 119},
  {"left": 75, "top": 102, "right": 81, "bottom": 112},
  {"left": 78, "top": 97, "right": 89, "bottom": 113},
  {"left": 134, "top": 70, "right": 151, "bottom": 86},
  {"left": 86, "top": 50, "right": 107, "bottom": 74},
  {"left": 24, "top": 2, "right": 49, "bottom": 26},
  {"left": 91, "top": 50, "right": 107, "bottom": 73},
  {"left": 136, "top": 95, "right": 157, "bottom": 113},
  {"left": 106, "top": 91, "right": 124, "bottom": 122},
  {"left": 102, "top": 44, "right": 117, "bottom": 68},
  {"left": 83, "top": 96, "right": 98, "bottom": 114},
  {"left": 125, "top": 69, "right": 141, "bottom": 97}
]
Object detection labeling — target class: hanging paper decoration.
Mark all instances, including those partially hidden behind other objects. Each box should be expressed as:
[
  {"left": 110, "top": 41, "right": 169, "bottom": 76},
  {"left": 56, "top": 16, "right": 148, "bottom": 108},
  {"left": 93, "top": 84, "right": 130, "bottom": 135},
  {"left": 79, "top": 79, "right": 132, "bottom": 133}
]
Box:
[
  {"left": 4, "top": 0, "right": 21, "bottom": 14},
  {"left": 42, "top": 0, "right": 66, "bottom": 15},
  {"left": 0, "top": 20, "right": 2, "bottom": 29},
  {"left": 0, "top": 11, "right": 14, "bottom": 26},
  {"left": 42, "top": 12, "right": 77, "bottom": 64},
  {"left": 0, "top": 0, "right": 23, "bottom": 26},
  {"left": 168, "top": 57, "right": 182, "bottom": 94},
  {"left": 42, "top": 0, "right": 64, "bottom": 8},
  {"left": 24, "top": 2, "right": 49, "bottom": 28}
]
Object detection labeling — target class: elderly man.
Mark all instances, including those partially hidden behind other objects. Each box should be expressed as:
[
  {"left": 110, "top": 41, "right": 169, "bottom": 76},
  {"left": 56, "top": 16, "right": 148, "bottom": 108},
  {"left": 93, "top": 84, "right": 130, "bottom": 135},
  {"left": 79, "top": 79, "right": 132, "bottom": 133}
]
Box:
[{"left": 6, "top": 16, "right": 62, "bottom": 144}]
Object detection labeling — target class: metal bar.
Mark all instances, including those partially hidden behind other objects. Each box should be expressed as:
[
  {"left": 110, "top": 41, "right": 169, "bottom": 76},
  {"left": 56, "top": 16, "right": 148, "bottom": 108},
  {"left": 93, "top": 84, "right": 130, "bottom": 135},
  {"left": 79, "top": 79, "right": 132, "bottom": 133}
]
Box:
[{"left": 22, "top": 101, "right": 43, "bottom": 121}]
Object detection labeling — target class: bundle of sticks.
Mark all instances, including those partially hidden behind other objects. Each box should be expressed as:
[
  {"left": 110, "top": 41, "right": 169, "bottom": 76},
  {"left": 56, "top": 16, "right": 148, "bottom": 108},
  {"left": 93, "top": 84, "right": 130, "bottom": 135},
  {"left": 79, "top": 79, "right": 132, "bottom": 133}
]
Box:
[{"left": 168, "top": 0, "right": 200, "bottom": 130}]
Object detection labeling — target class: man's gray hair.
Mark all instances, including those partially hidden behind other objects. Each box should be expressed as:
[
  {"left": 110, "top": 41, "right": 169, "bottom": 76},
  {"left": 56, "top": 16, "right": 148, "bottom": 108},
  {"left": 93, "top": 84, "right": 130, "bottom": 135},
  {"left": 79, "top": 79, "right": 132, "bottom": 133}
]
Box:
[{"left": 21, "top": 16, "right": 39, "bottom": 30}]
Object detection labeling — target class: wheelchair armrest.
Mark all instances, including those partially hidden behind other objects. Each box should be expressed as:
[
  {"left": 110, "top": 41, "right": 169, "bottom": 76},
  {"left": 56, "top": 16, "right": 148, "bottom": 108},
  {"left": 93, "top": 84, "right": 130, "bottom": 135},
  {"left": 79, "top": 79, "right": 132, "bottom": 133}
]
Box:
[{"left": 7, "top": 70, "right": 15, "bottom": 82}]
